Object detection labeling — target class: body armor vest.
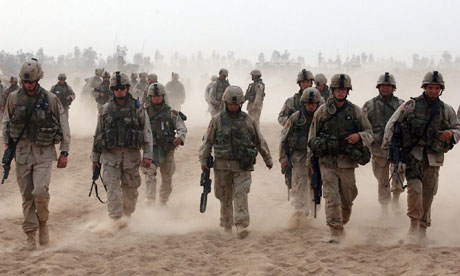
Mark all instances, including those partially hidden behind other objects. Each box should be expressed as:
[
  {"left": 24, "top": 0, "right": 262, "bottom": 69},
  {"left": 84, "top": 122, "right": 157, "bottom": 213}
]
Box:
[
  {"left": 214, "top": 112, "right": 258, "bottom": 169},
  {"left": 95, "top": 82, "right": 112, "bottom": 105},
  {"left": 401, "top": 95, "right": 450, "bottom": 153},
  {"left": 287, "top": 110, "right": 313, "bottom": 151},
  {"left": 99, "top": 97, "right": 144, "bottom": 150},
  {"left": 51, "top": 83, "right": 71, "bottom": 107},
  {"left": 9, "top": 88, "right": 62, "bottom": 147},
  {"left": 369, "top": 95, "right": 400, "bottom": 144},
  {"left": 147, "top": 104, "right": 175, "bottom": 151},
  {"left": 288, "top": 91, "right": 302, "bottom": 117},
  {"left": 244, "top": 79, "right": 264, "bottom": 102},
  {"left": 214, "top": 79, "right": 230, "bottom": 102}
]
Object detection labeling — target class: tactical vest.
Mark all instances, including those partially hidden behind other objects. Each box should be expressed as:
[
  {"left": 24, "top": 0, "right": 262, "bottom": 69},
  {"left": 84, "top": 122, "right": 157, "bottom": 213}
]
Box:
[
  {"left": 9, "top": 88, "right": 62, "bottom": 147},
  {"left": 51, "top": 83, "right": 71, "bottom": 107},
  {"left": 214, "top": 112, "right": 258, "bottom": 169},
  {"left": 95, "top": 82, "right": 112, "bottom": 105},
  {"left": 287, "top": 110, "right": 313, "bottom": 151},
  {"left": 401, "top": 95, "right": 450, "bottom": 153},
  {"left": 244, "top": 79, "right": 264, "bottom": 102},
  {"left": 288, "top": 91, "right": 302, "bottom": 117},
  {"left": 214, "top": 79, "right": 230, "bottom": 102},
  {"left": 98, "top": 97, "right": 144, "bottom": 150},
  {"left": 369, "top": 95, "right": 400, "bottom": 144},
  {"left": 147, "top": 104, "right": 175, "bottom": 151}
]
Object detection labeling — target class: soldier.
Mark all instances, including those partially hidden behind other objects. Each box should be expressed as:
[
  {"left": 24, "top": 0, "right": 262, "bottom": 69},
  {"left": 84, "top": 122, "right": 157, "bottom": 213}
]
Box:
[
  {"left": 199, "top": 86, "right": 273, "bottom": 239},
  {"left": 308, "top": 74, "right": 373, "bottom": 243},
  {"left": 278, "top": 69, "right": 315, "bottom": 126},
  {"left": 165, "top": 72, "right": 186, "bottom": 111},
  {"left": 314, "top": 73, "right": 330, "bottom": 102},
  {"left": 50, "top": 73, "right": 76, "bottom": 118},
  {"left": 83, "top": 68, "right": 104, "bottom": 98},
  {"left": 2, "top": 77, "right": 20, "bottom": 111},
  {"left": 208, "top": 69, "right": 230, "bottom": 116},
  {"left": 279, "top": 88, "right": 322, "bottom": 225},
  {"left": 362, "top": 73, "right": 405, "bottom": 215},
  {"left": 205, "top": 75, "right": 218, "bottom": 106},
  {"left": 383, "top": 71, "right": 460, "bottom": 240},
  {"left": 2, "top": 59, "right": 71, "bottom": 250},
  {"left": 244, "top": 69, "right": 265, "bottom": 126},
  {"left": 93, "top": 71, "right": 113, "bottom": 112},
  {"left": 141, "top": 73, "right": 158, "bottom": 107},
  {"left": 91, "top": 72, "right": 153, "bottom": 223},
  {"left": 131, "top": 72, "right": 138, "bottom": 88},
  {"left": 133, "top": 72, "right": 149, "bottom": 100},
  {"left": 142, "top": 83, "right": 187, "bottom": 205}
]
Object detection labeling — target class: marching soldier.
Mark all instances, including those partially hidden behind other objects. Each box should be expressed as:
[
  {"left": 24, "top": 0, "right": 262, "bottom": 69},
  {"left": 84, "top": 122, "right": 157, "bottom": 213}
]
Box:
[
  {"left": 208, "top": 69, "right": 230, "bottom": 116},
  {"left": 199, "top": 86, "right": 273, "bottom": 239},
  {"left": 133, "top": 72, "right": 148, "bottom": 100},
  {"left": 314, "top": 73, "right": 330, "bottom": 102},
  {"left": 244, "top": 69, "right": 265, "bottom": 126},
  {"left": 50, "top": 73, "right": 76, "bottom": 118},
  {"left": 165, "top": 72, "right": 185, "bottom": 111},
  {"left": 93, "top": 71, "right": 112, "bottom": 112},
  {"left": 141, "top": 73, "right": 158, "bottom": 107}
]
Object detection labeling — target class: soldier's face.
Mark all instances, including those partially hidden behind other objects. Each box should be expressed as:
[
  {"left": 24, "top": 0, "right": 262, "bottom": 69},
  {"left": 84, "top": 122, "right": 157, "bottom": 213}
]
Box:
[
  {"left": 299, "top": 80, "right": 312, "bottom": 90},
  {"left": 113, "top": 86, "right": 128, "bottom": 98},
  {"left": 219, "top": 74, "right": 226, "bottom": 80},
  {"left": 140, "top": 77, "right": 146, "bottom": 81},
  {"left": 251, "top": 75, "right": 258, "bottom": 81},
  {"left": 304, "top": 102, "right": 318, "bottom": 112},
  {"left": 315, "top": 83, "right": 324, "bottom": 90},
  {"left": 425, "top": 84, "right": 442, "bottom": 98},
  {"left": 227, "top": 103, "right": 240, "bottom": 112},
  {"left": 332, "top": 88, "right": 348, "bottom": 102},
  {"left": 150, "top": 95, "right": 164, "bottom": 104},
  {"left": 10, "top": 81, "right": 17, "bottom": 86},
  {"left": 103, "top": 77, "right": 110, "bottom": 82},
  {"left": 23, "top": 80, "right": 38, "bottom": 92},
  {"left": 59, "top": 80, "right": 66, "bottom": 85},
  {"left": 378, "top": 84, "right": 394, "bottom": 97}
]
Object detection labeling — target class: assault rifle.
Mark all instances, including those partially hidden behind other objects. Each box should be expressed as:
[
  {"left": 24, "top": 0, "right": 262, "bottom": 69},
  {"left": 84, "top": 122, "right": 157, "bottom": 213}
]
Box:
[
  {"left": 283, "top": 144, "right": 293, "bottom": 201},
  {"left": 89, "top": 163, "right": 106, "bottom": 204},
  {"left": 1, "top": 136, "right": 16, "bottom": 184},
  {"left": 387, "top": 122, "right": 406, "bottom": 190},
  {"left": 200, "top": 155, "right": 214, "bottom": 213},
  {"left": 310, "top": 156, "right": 322, "bottom": 218}
]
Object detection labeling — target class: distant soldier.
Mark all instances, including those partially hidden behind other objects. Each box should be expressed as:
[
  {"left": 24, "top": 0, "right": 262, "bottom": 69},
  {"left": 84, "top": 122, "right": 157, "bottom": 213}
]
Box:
[
  {"left": 133, "top": 72, "right": 148, "bottom": 100},
  {"left": 93, "top": 71, "right": 112, "bottom": 112},
  {"left": 50, "top": 73, "right": 76, "bottom": 117},
  {"left": 278, "top": 69, "right": 315, "bottom": 126},
  {"left": 83, "top": 68, "right": 104, "bottom": 98},
  {"left": 3, "top": 59, "right": 71, "bottom": 250},
  {"left": 314, "top": 73, "right": 330, "bottom": 101},
  {"left": 2, "top": 76, "right": 20, "bottom": 111},
  {"left": 199, "top": 86, "right": 273, "bottom": 239},
  {"left": 131, "top": 73, "right": 138, "bottom": 89},
  {"left": 362, "top": 73, "right": 405, "bottom": 215},
  {"left": 141, "top": 73, "right": 158, "bottom": 107},
  {"left": 383, "top": 71, "right": 460, "bottom": 240},
  {"left": 244, "top": 69, "right": 265, "bottom": 126},
  {"left": 208, "top": 69, "right": 230, "bottom": 116},
  {"left": 308, "top": 74, "right": 373, "bottom": 243},
  {"left": 279, "top": 88, "right": 322, "bottom": 225},
  {"left": 165, "top": 72, "right": 186, "bottom": 111},
  {"left": 91, "top": 72, "right": 153, "bottom": 223},
  {"left": 142, "top": 83, "right": 187, "bottom": 205}
]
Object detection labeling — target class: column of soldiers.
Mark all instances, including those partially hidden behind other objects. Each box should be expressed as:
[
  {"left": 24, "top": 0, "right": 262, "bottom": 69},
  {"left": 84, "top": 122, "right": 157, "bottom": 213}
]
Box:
[{"left": 3, "top": 58, "right": 460, "bottom": 249}]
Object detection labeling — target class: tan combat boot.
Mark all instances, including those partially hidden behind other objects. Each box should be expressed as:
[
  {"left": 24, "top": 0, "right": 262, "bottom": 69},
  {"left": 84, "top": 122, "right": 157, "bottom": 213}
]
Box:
[
  {"left": 418, "top": 225, "right": 427, "bottom": 240},
  {"left": 39, "top": 221, "right": 49, "bottom": 246},
  {"left": 329, "top": 227, "right": 344, "bottom": 244},
  {"left": 236, "top": 225, "right": 249, "bottom": 239},
  {"left": 26, "top": 231, "right": 37, "bottom": 251},
  {"left": 224, "top": 226, "right": 232, "bottom": 234},
  {"left": 391, "top": 192, "right": 401, "bottom": 214}
]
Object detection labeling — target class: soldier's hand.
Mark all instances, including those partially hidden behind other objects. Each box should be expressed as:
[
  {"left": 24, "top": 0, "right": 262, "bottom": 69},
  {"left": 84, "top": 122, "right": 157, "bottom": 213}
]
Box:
[
  {"left": 440, "top": 130, "right": 453, "bottom": 141},
  {"left": 142, "top": 158, "right": 151, "bottom": 168},
  {"left": 57, "top": 154, "right": 68, "bottom": 168},
  {"left": 201, "top": 164, "right": 209, "bottom": 171},
  {"left": 173, "top": 138, "right": 182, "bottom": 149},
  {"left": 345, "top": 133, "right": 361, "bottom": 144},
  {"left": 281, "top": 161, "right": 289, "bottom": 174},
  {"left": 92, "top": 162, "right": 100, "bottom": 170}
]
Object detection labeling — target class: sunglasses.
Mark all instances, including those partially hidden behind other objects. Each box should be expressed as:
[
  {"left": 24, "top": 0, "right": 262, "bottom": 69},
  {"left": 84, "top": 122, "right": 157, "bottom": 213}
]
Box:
[
  {"left": 112, "top": 85, "right": 128, "bottom": 91},
  {"left": 23, "top": 80, "right": 36, "bottom": 84}
]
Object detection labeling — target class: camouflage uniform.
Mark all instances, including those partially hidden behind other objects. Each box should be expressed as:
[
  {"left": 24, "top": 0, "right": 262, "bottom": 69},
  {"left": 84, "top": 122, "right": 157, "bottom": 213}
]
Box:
[
  {"left": 383, "top": 88, "right": 460, "bottom": 232},
  {"left": 318, "top": 85, "right": 330, "bottom": 102},
  {"left": 363, "top": 94, "right": 405, "bottom": 205},
  {"left": 199, "top": 86, "right": 273, "bottom": 232},
  {"left": 278, "top": 90, "right": 303, "bottom": 126},
  {"left": 244, "top": 78, "right": 265, "bottom": 126},
  {"left": 142, "top": 102, "right": 187, "bottom": 204},
  {"left": 2, "top": 81, "right": 20, "bottom": 111},
  {"left": 209, "top": 78, "right": 230, "bottom": 116},
  {"left": 134, "top": 75, "right": 149, "bottom": 100},
  {"left": 50, "top": 82, "right": 76, "bottom": 117},
  {"left": 91, "top": 94, "right": 153, "bottom": 219},
  {"left": 165, "top": 77, "right": 185, "bottom": 111},
  {"left": 93, "top": 81, "right": 112, "bottom": 112}
]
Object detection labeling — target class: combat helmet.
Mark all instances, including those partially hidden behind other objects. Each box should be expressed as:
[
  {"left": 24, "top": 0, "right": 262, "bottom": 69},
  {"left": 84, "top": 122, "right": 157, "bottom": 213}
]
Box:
[
  {"left": 300, "top": 87, "right": 322, "bottom": 103},
  {"left": 95, "top": 68, "right": 104, "bottom": 76},
  {"left": 314, "top": 73, "right": 327, "bottom": 86},
  {"left": 147, "top": 83, "right": 166, "bottom": 96},
  {"left": 10, "top": 76, "right": 18, "bottom": 83},
  {"left": 58, "top": 73, "right": 67, "bottom": 81},
  {"left": 376, "top": 72, "right": 396, "bottom": 89},
  {"left": 211, "top": 75, "right": 217, "bottom": 82},
  {"left": 222, "top": 86, "right": 244, "bottom": 104},
  {"left": 219, "top": 68, "right": 229, "bottom": 77},
  {"left": 297, "top": 69, "right": 314, "bottom": 83},
  {"left": 19, "top": 58, "right": 44, "bottom": 81},
  {"left": 102, "top": 71, "right": 111, "bottom": 79},
  {"left": 250, "top": 69, "right": 262, "bottom": 77},
  {"left": 330, "top": 74, "right": 352, "bottom": 90},
  {"left": 147, "top": 73, "right": 158, "bottom": 82},
  {"left": 109, "top": 72, "right": 130, "bottom": 89},
  {"left": 421, "top": 71, "right": 445, "bottom": 89},
  {"left": 139, "top": 72, "right": 148, "bottom": 79}
]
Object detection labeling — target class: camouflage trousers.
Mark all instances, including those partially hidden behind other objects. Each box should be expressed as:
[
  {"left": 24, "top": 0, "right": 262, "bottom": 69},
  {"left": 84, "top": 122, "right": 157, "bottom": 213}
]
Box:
[
  {"left": 16, "top": 161, "right": 52, "bottom": 233},
  {"left": 214, "top": 170, "right": 251, "bottom": 229},
  {"left": 103, "top": 164, "right": 141, "bottom": 219},
  {"left": 371, "top": 155, "right": 405, "bottom": 205},
  {"left": 405, "top": 154, "right": 439, "bottom": 228},
  {"left": 320, "top": 164, "right": 358, "bottom": 229},
  {"left": 248, "top": 107, "right": 262, "bottom": 127},
  {"left": 141, "top": 150, "right": 175, "bottom": 203},
  {"left": 290, "top": 152, "right": 313, "bottom": 216}
]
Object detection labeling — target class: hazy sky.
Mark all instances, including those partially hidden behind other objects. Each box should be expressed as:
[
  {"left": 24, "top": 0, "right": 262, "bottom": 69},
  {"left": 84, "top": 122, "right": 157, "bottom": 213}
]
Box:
[{"left": 1, "top": 0, "right": 459, "bottom": 63}]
